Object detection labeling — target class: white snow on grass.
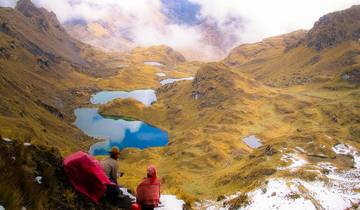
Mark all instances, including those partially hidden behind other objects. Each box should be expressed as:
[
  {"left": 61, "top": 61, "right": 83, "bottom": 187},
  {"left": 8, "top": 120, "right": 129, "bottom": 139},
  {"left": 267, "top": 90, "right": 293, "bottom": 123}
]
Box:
[
  {"left": 278, "top": 154, "right": 307, "bottom": 171},
  {"left": 317, "top": 162, "right": 337, "bottom": 172},
  {"left": 295, "top": 147, "right": 305, "bottom": 153},
  {"left": 0, "top": 205, "right": 5, "bottom": 210},
  {"left": 118, "top": 190, "right": 184, "bottom": 210},
  {"left": 24, "top": 142, "right": 31, "bottom": 146},
  {"left": 298, "top": 180, "right": 359, "bottom": 210},
  {"left": 155, "top": 195, "right": 185, "bottom": 210},
  {"left": 203, "top": 176, "right": 360, "bottom": 210},
  {"left": 199, "top": 179, "right": 316, "bottom": 210},
  {"left": 201, "top": 144, "right": 360, "bottom": 210},
  {"left": 35, "top": 176, "right": 42, "bottom": 184},
  {"left": 196, "top": 192, "right": 241, "bottom": 210},
  {"left": 332, "top": 144, "right": 360, "bottom": 168},
  {"left": 156, "top": 73, "right": 166, "bottom": 77},
  {"left": 243, "top": 179, "right": 316, "bottom": 210},
  {"left": 144, "top": 61, "right": 164, "bottom": 66},
  {"left": 160, "top": 77, "right": 194, "bottom": 85},
  {"left": 3, "top": 138, "right": 12, "bottom": 142}
]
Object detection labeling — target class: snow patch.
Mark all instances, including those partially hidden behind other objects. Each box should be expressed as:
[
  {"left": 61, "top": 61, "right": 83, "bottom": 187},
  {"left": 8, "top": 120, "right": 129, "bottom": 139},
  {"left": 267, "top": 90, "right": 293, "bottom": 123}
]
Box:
[
  {"left": 295, "top": 147, "right": 305, "bottom": 153},
  {"left": 299, "top": 180, "right": 360, "bottom": 210},
  {"left": 160, "top": 77, "right": 194, "bottom": 85},
  {"left": 202, "top": 144, "right": 360, "bottom": 210},
  {"left": 317, "top": 162, "right": 336, "bottom": 172},
  {"left": 35, "top": 176, "right": 42, "bottom": 184},
  {"left": 144, "top": 61, "right": 164, "bottom": 66},
  {"left": 24, "top": 142, "right": 31, "bottom": 146},
  {"left": 243, "top": 179, "right": 316, "bottom": 210},
  {"left": 3, "top": 137, "right": 12, "bottom": 142},
  {"left": 156, "top": 195, "right": 185, "bottom": 210},
  {"left": 333, "top": 143, "right": 360, "bottom": 168},
  {"left": 278, "top": 154, "right": 307, "bottom": 171},
  {"left": 0, "top": 205, "right": 5, "bottom": 210},
  {"left": 196, "top": 192, "right": 241, "bottom": 210},
  {"left": 156, "top": 73, "right": 166, "bottom": 77}
]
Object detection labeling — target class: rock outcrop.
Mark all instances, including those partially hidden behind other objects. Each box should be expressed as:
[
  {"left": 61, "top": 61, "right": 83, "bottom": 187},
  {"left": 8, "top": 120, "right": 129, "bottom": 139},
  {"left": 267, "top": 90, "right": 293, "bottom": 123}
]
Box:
[{"left": 306, "top": 5, "right": 360, "bottom": 51}]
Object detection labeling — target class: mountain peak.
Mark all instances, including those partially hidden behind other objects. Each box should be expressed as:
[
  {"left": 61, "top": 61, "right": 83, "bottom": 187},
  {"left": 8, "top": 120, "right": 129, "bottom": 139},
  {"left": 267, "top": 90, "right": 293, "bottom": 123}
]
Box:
[
  {"left": 15, "top": 0, "right": 63, "bottom": 33},
  {"left": 15, "top": 0, "right": 33, "bottom": 9},
  {"left": 306, "top": 5, "right": 360, "bottom": 51}
]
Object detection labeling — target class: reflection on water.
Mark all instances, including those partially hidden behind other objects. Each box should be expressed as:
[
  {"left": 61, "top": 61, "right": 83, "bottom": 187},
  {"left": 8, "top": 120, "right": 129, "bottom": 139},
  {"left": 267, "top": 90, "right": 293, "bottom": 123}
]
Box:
[
  {"left": 243, "top": 135, "right": 263, "bottom": 148},
  {"left": 160, "top": 77, "right": 194, "bottom": 85},
  {"left": 90, "top": 89, "right": 156, "bottom": 106},
  {"left": 74, "top": 108, "right": 168, "bottom": 155}
]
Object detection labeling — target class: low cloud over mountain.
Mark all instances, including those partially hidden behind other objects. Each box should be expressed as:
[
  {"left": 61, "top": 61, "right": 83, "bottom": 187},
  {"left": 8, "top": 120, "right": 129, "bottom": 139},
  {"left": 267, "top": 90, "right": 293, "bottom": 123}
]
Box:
[{"left": 1, "top": 0, "right": 358, "bottom": 60}]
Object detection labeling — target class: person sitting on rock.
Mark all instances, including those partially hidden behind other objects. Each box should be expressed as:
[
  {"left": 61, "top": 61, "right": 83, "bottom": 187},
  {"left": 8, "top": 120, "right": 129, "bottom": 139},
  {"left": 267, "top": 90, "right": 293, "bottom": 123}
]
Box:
[{"left": 135, "top": 165, "right": 161, "bottom": 210}]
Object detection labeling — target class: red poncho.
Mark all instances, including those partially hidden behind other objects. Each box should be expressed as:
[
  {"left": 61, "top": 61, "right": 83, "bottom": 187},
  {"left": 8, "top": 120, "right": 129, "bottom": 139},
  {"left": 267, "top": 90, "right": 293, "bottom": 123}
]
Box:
[
  {"left": 136, "top": 166, "right": 161, "bottom": 206},
  {"left": 63, "top": 151, "right": 115, "bottom": 203}
]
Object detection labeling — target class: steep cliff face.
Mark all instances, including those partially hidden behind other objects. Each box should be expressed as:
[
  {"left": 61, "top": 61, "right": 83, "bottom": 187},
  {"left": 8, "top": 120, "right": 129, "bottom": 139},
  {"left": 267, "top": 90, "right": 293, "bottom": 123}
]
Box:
[
  {"left": 15, "top": 0, "right": 65, "bottom": 34},
  {"left": 306, "top": 5, "right": 360, "bottom": 51}
]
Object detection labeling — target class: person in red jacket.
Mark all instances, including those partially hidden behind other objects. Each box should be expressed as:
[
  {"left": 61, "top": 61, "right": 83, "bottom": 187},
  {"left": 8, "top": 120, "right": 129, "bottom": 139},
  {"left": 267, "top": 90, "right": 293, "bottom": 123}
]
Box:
[{"left": 135, "top": 165, "right": 161, "bottom": 210}]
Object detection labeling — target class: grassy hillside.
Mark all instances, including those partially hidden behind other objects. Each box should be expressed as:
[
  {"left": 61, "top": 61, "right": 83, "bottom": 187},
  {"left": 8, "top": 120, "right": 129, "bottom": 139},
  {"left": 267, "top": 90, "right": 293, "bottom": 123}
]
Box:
[
  {"left": 97, "top": 5, "right": 360, "bottom": 206},
  {"left": 1, "top": 1, "right": 359, "bottom": 209},
  {"left": 224, "top": 5, "right": 360, "bottom": 88}
]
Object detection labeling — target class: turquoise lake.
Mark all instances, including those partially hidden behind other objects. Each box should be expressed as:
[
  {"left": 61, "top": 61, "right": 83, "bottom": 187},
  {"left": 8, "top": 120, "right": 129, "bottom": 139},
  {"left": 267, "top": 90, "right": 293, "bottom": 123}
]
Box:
[{"left": 75, "top": 90, "right": 168, "bottom": 155}]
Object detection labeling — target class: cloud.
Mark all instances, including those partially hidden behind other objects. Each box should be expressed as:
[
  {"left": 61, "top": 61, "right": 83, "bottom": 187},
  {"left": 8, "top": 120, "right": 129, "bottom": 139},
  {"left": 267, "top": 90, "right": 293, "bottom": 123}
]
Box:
[
  {"left": 0, "top": 0, "right": 15, "bottom": 7},
  {"left": 189, "top": 0, "right": 360, "bottom": 43},
  {"left": 0, "top": 0, "right": 359, "bottom": 61}
]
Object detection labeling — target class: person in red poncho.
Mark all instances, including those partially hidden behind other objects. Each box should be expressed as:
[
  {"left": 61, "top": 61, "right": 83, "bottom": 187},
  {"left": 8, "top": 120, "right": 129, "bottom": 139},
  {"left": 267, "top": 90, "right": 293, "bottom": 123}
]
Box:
[{"left": 135, "top": 165, "right": 161, "bottom": 210}]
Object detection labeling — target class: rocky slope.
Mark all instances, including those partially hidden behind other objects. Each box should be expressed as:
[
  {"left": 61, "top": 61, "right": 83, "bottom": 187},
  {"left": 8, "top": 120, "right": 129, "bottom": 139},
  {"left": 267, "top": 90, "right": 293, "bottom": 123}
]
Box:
[
  {"left": 306, "top": 5, "right": 360, "bottom": 51},
  {"left": 224, "top": 5, "right": 360, "bottom": 87},
  {"left": 0, "top": 0, "right": 142, "bottom": 154}
]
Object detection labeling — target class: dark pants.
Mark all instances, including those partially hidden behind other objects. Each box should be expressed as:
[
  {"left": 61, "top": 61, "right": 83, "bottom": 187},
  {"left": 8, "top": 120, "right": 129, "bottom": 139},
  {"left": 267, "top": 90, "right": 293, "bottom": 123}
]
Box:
[
  {"left": 105, "top": 185, "right": 120, "bottom": 203},
  {"left": 104, "top": 185, "right": 133, "bottom": 209},
  {"left": 141, "top": 205, "right": 155, "bottom": 210}
]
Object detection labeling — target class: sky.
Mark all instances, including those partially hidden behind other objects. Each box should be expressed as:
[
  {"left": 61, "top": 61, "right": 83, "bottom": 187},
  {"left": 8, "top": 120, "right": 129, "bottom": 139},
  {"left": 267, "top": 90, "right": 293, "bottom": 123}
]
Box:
[{"left": 1, "top": 0, "right": 359, "bottom": 60}]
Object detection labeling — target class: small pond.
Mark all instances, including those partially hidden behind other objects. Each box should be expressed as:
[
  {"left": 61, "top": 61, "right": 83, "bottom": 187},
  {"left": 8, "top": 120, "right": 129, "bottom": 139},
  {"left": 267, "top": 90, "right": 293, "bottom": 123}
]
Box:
[
  {"left": 160, "top": 77, "right": 194, "bottom": 85},
  {"left": 90, "top": 89, "right": 156, "bottom": 106},
  {"left": 243, "top": 135, "right": 263, "bottom": 148},
  {"left": 75, "top": 108, "right": 168, "bottom": 156}
]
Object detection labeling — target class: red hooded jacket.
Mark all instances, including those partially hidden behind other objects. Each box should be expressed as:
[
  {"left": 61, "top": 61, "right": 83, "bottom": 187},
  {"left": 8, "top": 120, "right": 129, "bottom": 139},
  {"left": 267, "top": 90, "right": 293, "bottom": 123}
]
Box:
[{"left": 136, "top": 166, "right": 161, "bottom": 206}]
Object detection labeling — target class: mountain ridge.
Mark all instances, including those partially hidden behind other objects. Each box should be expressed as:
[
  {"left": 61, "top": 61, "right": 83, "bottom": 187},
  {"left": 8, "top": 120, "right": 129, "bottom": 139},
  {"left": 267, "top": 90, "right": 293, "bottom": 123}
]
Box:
[{"left": 0, "top": 1, "right": 359, "bottom": 209}]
